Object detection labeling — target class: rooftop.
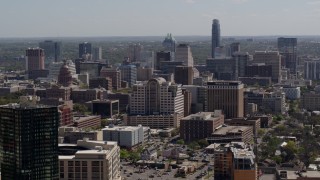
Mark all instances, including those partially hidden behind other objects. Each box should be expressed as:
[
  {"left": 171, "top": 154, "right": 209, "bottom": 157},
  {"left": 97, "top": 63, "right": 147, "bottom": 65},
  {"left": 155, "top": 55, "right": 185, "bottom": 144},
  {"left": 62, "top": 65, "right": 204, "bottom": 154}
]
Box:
[{"left": 213, "top": 126, "right": 250, "bottom": 135}]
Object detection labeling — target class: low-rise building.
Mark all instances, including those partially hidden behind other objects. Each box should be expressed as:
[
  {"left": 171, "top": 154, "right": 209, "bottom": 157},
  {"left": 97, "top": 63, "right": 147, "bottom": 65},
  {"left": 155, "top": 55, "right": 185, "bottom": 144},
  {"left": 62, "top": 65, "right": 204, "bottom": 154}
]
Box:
[
  {"left": 224, "top": 117, "right": 260, "bottom": 136},
  {"left": 89, "top": 99, "right": 119, "bottom": 118},
  {"left": 73, "top": 115, "right": 101, "bottom": 129},
  {"left": 214, "top": 142, "right": 257, "bottom": 180},
  {"left": 59, "top": 127, "right": 102, "bottom": 144},
  {"left": 180, "top": 111, "right": 224, "bottom": 142},
  {"left": 207, "top": 126, "right": 253, "bottom": 144},
  {"left": 58, "top": 139, "right": 121, "bottom": 180},
  {"left": 102, "top": 125, "right": 149, "bottom": 148}
]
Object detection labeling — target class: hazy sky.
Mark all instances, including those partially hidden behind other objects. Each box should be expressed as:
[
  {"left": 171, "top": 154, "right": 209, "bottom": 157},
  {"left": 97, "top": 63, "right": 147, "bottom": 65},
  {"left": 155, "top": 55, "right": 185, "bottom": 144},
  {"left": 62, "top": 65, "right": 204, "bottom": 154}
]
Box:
[{"left": 0, "top": 0, "right": 319, "bottom": 37}]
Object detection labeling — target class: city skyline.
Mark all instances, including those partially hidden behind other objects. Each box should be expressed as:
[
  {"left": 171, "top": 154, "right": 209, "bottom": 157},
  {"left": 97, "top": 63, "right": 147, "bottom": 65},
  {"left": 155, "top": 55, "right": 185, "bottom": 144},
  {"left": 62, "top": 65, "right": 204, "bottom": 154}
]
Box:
[{"left": 0, "top": 0, "right": 320, "bottom": 37}]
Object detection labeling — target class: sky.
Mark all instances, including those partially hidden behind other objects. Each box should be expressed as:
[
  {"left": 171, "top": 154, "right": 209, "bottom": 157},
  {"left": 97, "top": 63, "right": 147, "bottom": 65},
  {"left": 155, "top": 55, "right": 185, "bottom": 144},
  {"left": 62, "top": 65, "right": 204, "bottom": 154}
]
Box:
[{"left": 0, "top": 0, "right": 319, "bottom": 37}]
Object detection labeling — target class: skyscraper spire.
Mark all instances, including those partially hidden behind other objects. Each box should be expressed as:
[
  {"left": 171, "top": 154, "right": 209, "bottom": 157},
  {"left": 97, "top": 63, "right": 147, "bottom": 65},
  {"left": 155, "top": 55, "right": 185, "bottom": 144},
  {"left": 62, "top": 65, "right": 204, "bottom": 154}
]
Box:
[{"left": 212, "top": 19, "right": 221, "bottom": 58}]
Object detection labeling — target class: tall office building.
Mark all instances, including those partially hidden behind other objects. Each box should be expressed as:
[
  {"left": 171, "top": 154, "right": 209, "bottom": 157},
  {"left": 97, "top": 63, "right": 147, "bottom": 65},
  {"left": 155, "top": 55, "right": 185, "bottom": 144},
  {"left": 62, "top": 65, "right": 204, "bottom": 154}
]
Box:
[
  {"left": 277, "top": 37, "right": 297, "bottom": 73},
  {"left": 128, "top": 44, "right": 143, "bottom": 62},
  {"left": 174, "top": 66, "right": 194, "bottom": 85},
  {"left": 155, "top": 51, "right": 172, "bottom": 70},
  {"left": 212, "top": 19, "right": 221, "bottom": 58},
  {"left": 100, "top": 67, "right": 122, "bottom": 90},
  {"left": 162, "top": 33, "right": 177, "bottom": 53},
  {"left": 175, "top": 44, "right": 194, "bottom": 67},
  {"left": 26, "top": 48, "right": 45, "bottom": 71},
  {"left": 0, "top": 100, "right": 59, "bottom": 179},
  {"left": 119, "top": 64, "right": 137, "bottom": 87},
  {"left": 232, "top": 52, "right": 251, "bottom": 78},
  {"left": 207, "top": 81, "right": 244, "bottom": 119},
  {"left": 92, "top": 46, "right": 102, "bottom": 60},
  {"left": 253, "top": 51, "right": 281, "bottom": 83},
  {"left": 304, "top": 60, "right": 320, "bottom": 80},
  {"left": 230, "top": 42, "right": 240, "bottom": 55},
  {"left": 39, "top": 40, "right": 62, "bottom": 63},
  {"left": 130, "top": 77, "right": 184, "bottom": 115},
  {"left": 127, "top": 78, "right": 184, "bottom": 128},
  {"left": 79, "top": 42, "right": 92, "bottom": 58}
]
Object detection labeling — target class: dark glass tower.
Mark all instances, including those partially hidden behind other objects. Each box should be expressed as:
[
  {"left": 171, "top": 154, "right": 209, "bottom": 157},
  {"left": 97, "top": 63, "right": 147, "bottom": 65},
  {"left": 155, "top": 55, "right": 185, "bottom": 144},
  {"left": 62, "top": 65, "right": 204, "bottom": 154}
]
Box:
[
  {"left": 79, "top": 42, "right": 92, "bottom": 58},
  {"left": 39, "top": 40, "right": 62, "bottom": 63},
  {"left": 212, "top": 19, "right": 221, "bottom": 58},
  {"left": 0, "top": 103, "right": 59, "bottom": 180},
  {"left": 277, "top": 37, "right": 297, "bottom": 73}
]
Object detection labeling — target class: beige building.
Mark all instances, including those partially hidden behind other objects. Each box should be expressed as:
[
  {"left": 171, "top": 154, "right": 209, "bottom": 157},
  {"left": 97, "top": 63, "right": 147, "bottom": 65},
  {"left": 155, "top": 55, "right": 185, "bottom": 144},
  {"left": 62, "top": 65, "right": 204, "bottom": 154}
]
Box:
[
  {"left": 208, "top": 126, "right": 253, "bottom": 144},
  {"left": 175, "top": 44, "right": 194, "bottom": 67},
  {"left": 130, "top": 77, "right": 184, "bottom": 116},
  {"left": 253, "top": 51, "right": 281, "bottom": 82},
  {"left": 137, "top": 67, "right": 153, "bottom": 81},
  {"left": 125, "top": 113, "right": 183, "bottom": 129},
  {"left": 59, "top": 140, "right": 120, "bottom": 180},
  {"left": 207, "top": 81, "right": 244, "bottom": 119}
]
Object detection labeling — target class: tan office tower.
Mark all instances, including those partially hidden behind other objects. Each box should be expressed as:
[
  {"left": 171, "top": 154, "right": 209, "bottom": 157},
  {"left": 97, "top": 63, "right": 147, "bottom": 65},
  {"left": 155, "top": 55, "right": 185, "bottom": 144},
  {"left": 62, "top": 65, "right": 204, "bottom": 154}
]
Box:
[
  {"left": 207, "top": 81, "right": 244, "bottom": 119},
  {"left": 253, "top": 51, "right": 281, "bottom": 83},
  {"left": 175, "top": 44, "right": 194, "bottom": 67},
  {"left": 26, "top": 48, "right": 45, "bottom": 71}
]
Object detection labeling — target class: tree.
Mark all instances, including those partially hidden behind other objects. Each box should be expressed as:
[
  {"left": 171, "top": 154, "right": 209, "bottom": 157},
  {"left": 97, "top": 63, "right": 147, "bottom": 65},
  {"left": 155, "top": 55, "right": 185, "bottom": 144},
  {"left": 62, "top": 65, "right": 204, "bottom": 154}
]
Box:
[
  {"left": 271, "top": 155, "right": 282, "bottom": 164},
  {"left": 198, "top": 139, "right": 209, "bottom": 148},
  {"left": 73, "top": 104, "right": 89, "bottom": 114},
  {"left": 188, "top": 141, "right": 200, "bottom": 151},
  {"left": 282, "top": 141, "right": 298, "bottom": 161},
  {"left": 176, "top": 139, "right": 185, "bottom": 145},
  {"left": 258, "top": 129, "right": 266, "bottom": 137},
  {"left": 120, "top": 149, "right": 130, "bottom": 159}
]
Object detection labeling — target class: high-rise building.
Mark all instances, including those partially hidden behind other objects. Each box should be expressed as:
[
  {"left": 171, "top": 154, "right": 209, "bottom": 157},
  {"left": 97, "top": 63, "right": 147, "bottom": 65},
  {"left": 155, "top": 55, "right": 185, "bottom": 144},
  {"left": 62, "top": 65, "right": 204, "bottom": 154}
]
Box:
[
  {"left": 253, "top": 51, "right": 281, "bottom": 83},
  {"left": 230, "top": 42, "right": 240, "bottom": 55},
  {"left": 162, "top": 33, "right": 177, "bottom": 53},
  {"left": 212, "top": 19, "right": 221, "bottom": 58},
  {"left": 155, "top": 51, "right": 172, "bottom": 70},
  {"left": 100, "top": 67, "right": 121, "bottom": 90},
  {"left": 0, "top": 100, "right": 59, "bottom": 179},
  {"left": 130, "top": 77, "right": 184, "bottom": 115},
  {"left": 119, "top": 64, "right": 137, "bottom": 87},
  {"left": 127, "top": 77, "right": 184, "bottom": 128},
  {"left": 278, "top": 37, "right": 297, "bottom": 73},
  {"left": 128, "top": 44, "right": 143, "bottom": 62},
  {"left": 232, "top": 52, "right": 251, "bottom": 78},
  {"left": 207, "top": 81, "right": 244, "bottom": 118},
  {"left": 79, "top": 42, "right": 92, "bottom": 58},
  {"left": 92, "top": 46, "right": 102, "bottom": 60},
  {"left": 58, "top": 61, "right": 73, "bottom": 87},
  {"left": 175, "top": 44, "right": 194, "bottom": 67},
  {"left": 26, "top": 48, "right": 45, "bottom": 71},
  {"left": 39, "top": 40, "right": 62, "bottom": 63},
  {"left": 304, "top": 60, "right": 320, "bottom": 80},
  {"left": 174, "top": 66, "right": 194, "bottom": 85},
  {"left": 137, "top": 66, "right": 153, "bottom": 81}
]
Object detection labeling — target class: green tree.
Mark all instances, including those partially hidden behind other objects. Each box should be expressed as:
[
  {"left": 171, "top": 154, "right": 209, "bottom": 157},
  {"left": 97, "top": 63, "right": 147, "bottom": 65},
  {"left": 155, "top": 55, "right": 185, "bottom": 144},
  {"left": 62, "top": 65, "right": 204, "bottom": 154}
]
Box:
[
  {"left": 188, "top": 141, "right": 200, "bottom": 151},
  {"left": 176, "top": 139, "right": 185, "bottom": 145},
  {"left": 282, "top": 141, "right": 298, "bottom": 161},
  {"left": 73, "top": 104, "right": 89, "bottom": 114},
  {"left": 271, "top": 155, "right": 282, "bottom": 164},
  {"left": 120, "top": 149, "right": 130, "bottom": 159},
  {"left": 198, "top": 139, "right": 209, "bottom": 148}
]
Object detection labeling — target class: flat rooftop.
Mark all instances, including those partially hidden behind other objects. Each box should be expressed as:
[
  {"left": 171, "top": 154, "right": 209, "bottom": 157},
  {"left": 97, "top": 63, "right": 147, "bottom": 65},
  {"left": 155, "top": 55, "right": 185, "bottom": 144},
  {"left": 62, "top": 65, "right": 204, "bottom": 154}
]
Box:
[{"left": 213, "top": 126, "right": 250, "bottom": 135}]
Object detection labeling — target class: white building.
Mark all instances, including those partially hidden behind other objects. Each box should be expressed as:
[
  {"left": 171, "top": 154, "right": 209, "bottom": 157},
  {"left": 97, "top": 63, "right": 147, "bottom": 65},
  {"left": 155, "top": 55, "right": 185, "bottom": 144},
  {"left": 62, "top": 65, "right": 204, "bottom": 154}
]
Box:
[
  {"left": 130, "top": 77, "right": 184, "bottom": 115},
  {"left": 102, "top": 125, "right": 149, "bottom": 148},
  {"left": 282, "top": 86, "right": 301, "bottom": 100},
  {"left": 59, "top": 139, "right": 121, "bottom": 180}
]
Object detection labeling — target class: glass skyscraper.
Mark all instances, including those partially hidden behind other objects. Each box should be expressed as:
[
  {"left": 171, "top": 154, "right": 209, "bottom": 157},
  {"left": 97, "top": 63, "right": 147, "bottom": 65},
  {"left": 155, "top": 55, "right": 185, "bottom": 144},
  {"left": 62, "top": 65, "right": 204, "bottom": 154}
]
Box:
[
  {"left": 0, "top": 103, "right": 59, "bottom": 180},
  {"left": 212, "top": 19, "right": 221, "bottom": 58}
]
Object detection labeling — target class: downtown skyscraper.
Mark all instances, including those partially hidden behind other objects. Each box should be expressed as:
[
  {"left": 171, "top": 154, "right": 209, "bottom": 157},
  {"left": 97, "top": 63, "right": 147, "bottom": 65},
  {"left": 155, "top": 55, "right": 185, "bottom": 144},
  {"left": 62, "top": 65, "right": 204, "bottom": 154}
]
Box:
[
  {"left": 277, "top": 37, "right": 298, "bottom": 73},
  {"left": 212, "top": 19, "right": 221, "bottom": 58},
  {"left": 0, "top": 101, "right": 59, "bottom": 179}
]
